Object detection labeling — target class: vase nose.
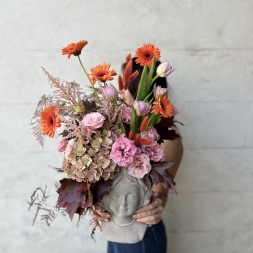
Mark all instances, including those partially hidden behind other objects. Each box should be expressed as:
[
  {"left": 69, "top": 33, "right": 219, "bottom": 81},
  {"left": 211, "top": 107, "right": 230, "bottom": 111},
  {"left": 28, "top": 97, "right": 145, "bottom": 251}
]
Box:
[
  {"left": 119, "top": 197, "right": 127, "bottom": 211},
  {"left": 120, "top": 205, "right": 126, "bottom": 211}
]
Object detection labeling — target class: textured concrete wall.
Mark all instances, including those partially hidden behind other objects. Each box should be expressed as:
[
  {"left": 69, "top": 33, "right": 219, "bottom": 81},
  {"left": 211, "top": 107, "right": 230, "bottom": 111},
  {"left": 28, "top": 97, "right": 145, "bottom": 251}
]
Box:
[{"left": 1, "top": 0, "right": 253, "bottom": 252}]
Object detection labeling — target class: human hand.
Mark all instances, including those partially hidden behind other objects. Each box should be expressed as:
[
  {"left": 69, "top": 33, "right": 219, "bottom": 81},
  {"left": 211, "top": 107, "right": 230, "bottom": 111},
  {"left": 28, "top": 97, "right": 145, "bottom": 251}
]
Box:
[
  {"left": 91, "top": 203, "right": 110, "bottom": 231},
  {"left": 133, "top": 192, "right": 163, "bottom": 225}
]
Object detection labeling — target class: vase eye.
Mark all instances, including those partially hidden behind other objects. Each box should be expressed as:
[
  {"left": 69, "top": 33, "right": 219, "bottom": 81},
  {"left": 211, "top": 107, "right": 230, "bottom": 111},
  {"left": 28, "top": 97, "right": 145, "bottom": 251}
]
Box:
[
  {"left": 127, "top": 194, "right": 136, "bottom": 200},
  {"left": 112, "top": 195, "right": 119, "bottom": 199}
]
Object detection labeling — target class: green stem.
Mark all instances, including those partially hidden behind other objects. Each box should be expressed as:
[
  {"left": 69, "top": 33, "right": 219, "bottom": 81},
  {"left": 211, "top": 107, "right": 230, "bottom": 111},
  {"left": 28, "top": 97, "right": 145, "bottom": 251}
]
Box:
[
  {"left": 119, "top": 120, "right": 126, "bottom": 135},
  {"left": 78, "top": 56, "right": 101, "bottom": 105},
  {"left": 151, "top": 74, "right": 160, "bottom": 85}
]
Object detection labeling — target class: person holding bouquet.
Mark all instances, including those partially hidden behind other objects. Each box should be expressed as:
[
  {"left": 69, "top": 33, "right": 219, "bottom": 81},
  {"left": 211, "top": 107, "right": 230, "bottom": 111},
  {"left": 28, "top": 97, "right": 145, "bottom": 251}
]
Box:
[{"left": 92, "top": 44, "right": 183, "bottom": 253}]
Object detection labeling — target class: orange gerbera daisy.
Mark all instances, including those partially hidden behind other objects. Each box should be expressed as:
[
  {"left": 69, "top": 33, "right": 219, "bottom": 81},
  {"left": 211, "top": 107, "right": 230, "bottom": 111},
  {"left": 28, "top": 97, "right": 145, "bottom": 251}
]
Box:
[
  {"left": 90, "top": 63, "right": 117, "bottom": 82},
  {"left": 135, "top": 44, "right": 160, "bottom": 67},
  {"left": 62, "top": 40, "right": 88, "bottom": 59},
  {"left": 152, "top": 95, "right": 174, "bottom": 118},
  {"left": 89, "top": 74, "right": 97, "bottom": 85},
  {"left": 40, "top": 106, "right": 61, "bottom": 138}
]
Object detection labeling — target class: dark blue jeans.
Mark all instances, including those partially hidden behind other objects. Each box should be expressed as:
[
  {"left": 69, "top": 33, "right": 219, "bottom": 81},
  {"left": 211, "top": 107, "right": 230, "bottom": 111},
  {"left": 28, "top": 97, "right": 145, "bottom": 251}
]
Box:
[{"left": 107, "top": 220, "right": 167, "bottom": 253}]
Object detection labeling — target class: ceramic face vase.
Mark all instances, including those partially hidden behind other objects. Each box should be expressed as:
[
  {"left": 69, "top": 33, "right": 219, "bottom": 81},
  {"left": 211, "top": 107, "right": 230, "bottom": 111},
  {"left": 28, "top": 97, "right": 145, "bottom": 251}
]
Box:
[{"left": 100, "top": 168, "right": 152, "bottom": 243}]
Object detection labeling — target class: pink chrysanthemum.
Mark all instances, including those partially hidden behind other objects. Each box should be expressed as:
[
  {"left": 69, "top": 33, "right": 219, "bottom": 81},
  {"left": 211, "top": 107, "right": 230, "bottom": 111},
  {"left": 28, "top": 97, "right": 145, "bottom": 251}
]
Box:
[
  {"left": 120, "top": 104, "right": 132, "bottom": 123},
  {"left": 141, "top": 126, "right": 160, "bottom": 142},
  {"left": 141, "top": 142, "right": 164, "bottom": 162},
  {"left": 127, "top": 154, "right": 151, "bottom": 178},
  {"left": 109, "top": 137, "right": 137, "bottom": 167}
]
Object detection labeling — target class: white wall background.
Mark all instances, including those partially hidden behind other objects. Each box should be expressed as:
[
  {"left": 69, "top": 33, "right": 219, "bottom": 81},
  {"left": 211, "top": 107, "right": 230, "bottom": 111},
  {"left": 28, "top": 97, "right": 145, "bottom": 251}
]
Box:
[{"left": 1, "top": 0, "right": 253, "bottom": 252}]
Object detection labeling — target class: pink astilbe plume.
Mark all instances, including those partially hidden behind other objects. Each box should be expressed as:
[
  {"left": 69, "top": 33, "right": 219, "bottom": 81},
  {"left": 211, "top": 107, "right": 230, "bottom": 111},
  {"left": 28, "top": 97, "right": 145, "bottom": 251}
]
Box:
[
  {"left": 42, "top": 68, "right": 85, "bottom": 120},
  {"left": 31, "top": 69, "right": 90, "bottom": 146}
]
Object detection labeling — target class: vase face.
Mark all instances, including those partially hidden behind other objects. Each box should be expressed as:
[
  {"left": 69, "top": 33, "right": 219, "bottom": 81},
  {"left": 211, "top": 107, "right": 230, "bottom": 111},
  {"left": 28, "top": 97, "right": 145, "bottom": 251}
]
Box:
[
  {"left": 100, "top": 168, "right": 152, "bottom": 243},
  {"left": 108, "top": 178, "right": 140, "bottom": 218}
]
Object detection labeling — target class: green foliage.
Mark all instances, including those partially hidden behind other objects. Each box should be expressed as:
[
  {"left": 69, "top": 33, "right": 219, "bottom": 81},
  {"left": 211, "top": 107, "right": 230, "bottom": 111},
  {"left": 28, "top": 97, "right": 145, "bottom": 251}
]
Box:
[
  {"left": 73, "top": 105, "right": 83, "bottom": 113},
  {"left": 130, "top": 107, "right": 138, "bottom": 135},
  {"left": 147, "top": 114, "right": 161, "bottom": 128},
  {"left": 136, "top": 64, "right": 148, "bottom": 101},
  {"left": 147, "top": 57, "right": 156, "bottom": 90}
]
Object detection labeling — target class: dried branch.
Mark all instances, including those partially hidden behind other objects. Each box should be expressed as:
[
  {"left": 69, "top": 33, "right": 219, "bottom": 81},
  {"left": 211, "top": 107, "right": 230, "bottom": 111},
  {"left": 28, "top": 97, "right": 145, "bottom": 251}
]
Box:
[{"left": 27, "top": 186, "right": 65, "bottom": 227}]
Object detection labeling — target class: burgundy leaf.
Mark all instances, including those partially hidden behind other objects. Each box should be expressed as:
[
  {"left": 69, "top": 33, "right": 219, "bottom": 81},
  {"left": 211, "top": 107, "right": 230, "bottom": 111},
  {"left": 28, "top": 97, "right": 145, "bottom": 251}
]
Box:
[
  {"left": 57, "top": 178, "right": 91, "bottom": 220},
  {"left": 154, "top": 117, "right": 181, "bottom": 143},
  {"left": 92, "top": 178, "right": 112, "bottom": 204},
  {"left": 156, "top": 117, "right": 174, "bottom": 127},
  {"left": 150, "top": 162, "right": 177, "bottom": 193},
  {"left": 157, "top": 128, "right": 181, "bottom": 143}
]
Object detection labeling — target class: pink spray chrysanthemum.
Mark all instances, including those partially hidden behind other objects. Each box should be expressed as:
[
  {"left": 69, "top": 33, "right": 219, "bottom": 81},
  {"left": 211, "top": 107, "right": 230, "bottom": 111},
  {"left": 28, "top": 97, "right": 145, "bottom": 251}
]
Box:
[
  {"left": 57, "top": 138, "right": 68, "bottom": 152},
  {"left": 120, "top": 104, "right": 132, "bottom": 123},
  {"left": 81, "top": 112, "right": 105, "bottom": 132},
  {"left": 127, "top": 153, "right": 151, "bottom": 178},
  {"left": 141, "top": 142, "right": 164, "bottom": 162},
  {"left": 109, "top": 137, "right": 137, "bottom": 167},
  {"left": 65, "top": 143, "right": 74, "bottom": 159},
  {"left": 141, "top": 126, "right": 160, "bottom": 142}
]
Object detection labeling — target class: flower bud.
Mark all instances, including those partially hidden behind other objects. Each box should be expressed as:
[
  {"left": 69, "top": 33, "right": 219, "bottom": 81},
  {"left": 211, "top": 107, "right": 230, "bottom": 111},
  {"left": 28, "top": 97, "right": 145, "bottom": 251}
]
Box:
[
  {"left": 173, "top": 106, "right": 180, "bottom": 116},
  {"left": 153, "top": 84, "right": 167, "bottom": 98},
  {"left": 57, "top": 138, "right": 68, "bottom": 152},
  {"left": 103, "top": 83, "right": 118, "bottom": 100},
  {"left": 133, "top": 101, "right": 151, "bottom": 116},
  {"left": 156, "top": 62, "right": 174, "bottom": 77}
]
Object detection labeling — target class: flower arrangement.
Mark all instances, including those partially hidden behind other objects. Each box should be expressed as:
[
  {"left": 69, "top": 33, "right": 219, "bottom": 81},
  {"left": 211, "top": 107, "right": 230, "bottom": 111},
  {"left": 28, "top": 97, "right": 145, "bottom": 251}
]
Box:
[{"left": 30, "top": 40, "right": 180, "bottom": 222}]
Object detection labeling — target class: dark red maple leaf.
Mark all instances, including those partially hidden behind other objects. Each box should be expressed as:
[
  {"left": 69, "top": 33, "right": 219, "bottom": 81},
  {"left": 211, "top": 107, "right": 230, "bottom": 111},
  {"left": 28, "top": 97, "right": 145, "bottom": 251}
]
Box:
[
  {"left": 157, "top": 128, "right": 181, "bottom": 143},
  {"left": 57, "top": 178, "right": 92, "bottom": 220},
  {"left": 91, "top": 178, "right": 112, "bottom": 204},
  {"left": 155, "top": 117, "right": 181, "bottom": 143},
  {"left": 149, "top": 162, "right": 177, "bottom": 193}
]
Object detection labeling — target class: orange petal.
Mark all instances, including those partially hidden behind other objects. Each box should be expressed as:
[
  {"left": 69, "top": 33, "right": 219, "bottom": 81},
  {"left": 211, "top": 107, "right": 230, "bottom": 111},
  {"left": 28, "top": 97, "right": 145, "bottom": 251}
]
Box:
[
  {"left": 134, "top": 133, "right": 141, "bottom": 146},
  {"left": 128, "top": 70, "right": 139, "bottom": 82},
  {"left": 118, "top": 75, "right": 123, "bottom": 90},
  {"left": 128, "top": 131, "right": 135, "bottom": 140},
  {"left": 124, "top": 60, "right": 132, "bottom": 83},
  {"left": 140, "top": 139, "right": 153, "bottom": 145},
  {"left": 140, "top": 116, "right": 149, "bottom": 132},
  {"left": 126, "top": 53, "right": 131, "bottom": 63}
]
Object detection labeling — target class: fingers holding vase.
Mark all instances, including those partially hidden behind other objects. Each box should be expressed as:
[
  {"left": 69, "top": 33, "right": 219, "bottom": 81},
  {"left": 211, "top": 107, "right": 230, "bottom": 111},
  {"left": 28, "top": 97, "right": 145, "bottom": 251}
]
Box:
[
  {"left": 133, "top": 198, "right": 163, "bottom": 225},
  {"left": 91, "top": 204, "right": 111, "bottom": 231}
]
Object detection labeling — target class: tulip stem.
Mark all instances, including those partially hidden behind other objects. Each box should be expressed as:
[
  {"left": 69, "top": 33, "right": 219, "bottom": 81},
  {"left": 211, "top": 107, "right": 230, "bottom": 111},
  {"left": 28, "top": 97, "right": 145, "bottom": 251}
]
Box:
[
  {"left": 78, "top": 56, "right": 101, "bottom": 105},
  {"left": 151, "top": 74, "right": 159, "bottom": 85},
  {"left": 119, "top": 120, "right": 126, "bottom": 135}
]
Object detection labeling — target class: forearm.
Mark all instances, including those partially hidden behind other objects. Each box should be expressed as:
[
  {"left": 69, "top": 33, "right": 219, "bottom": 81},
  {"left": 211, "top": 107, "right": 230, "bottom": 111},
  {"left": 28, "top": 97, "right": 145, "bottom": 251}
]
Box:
[
  {"left": 153, "top": 135, "right": 183, "bottom": 208},
  {"left": 152, "top": 183, "right": 168, "bottom": 208}
]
